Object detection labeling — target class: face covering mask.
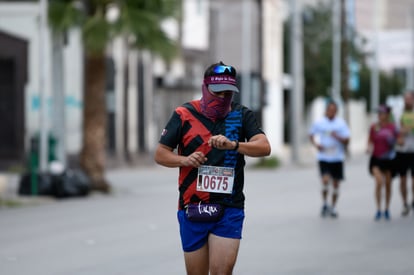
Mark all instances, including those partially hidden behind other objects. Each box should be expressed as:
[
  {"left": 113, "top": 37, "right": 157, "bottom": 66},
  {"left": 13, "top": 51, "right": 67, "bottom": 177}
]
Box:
[{"left": 200, "top": 84, "right": 233, "bottom": 121}]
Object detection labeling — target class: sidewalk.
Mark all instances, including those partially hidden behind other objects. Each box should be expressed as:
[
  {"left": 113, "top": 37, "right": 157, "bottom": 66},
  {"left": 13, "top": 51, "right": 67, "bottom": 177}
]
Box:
[
  {"left": 0, "top": 153, "right": 157, "bottom": 207},
  {"left": 0, "top": 152, "right": 378, "bottom": 208}
]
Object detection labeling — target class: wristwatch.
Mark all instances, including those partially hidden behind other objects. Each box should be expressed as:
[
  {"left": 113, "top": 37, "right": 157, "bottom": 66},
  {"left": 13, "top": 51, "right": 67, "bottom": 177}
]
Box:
[{"left": 233, "top": 140, "right": 239, "bottom": 151}]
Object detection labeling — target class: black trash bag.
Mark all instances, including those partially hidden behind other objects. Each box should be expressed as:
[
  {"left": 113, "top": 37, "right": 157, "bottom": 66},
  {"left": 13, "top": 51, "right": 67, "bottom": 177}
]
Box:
[
  {"left": 52, "top": 169, "right": 91, "bottom": 198},
  {"left": 18, "top": 172, "right": 54, "bottom": 196}
]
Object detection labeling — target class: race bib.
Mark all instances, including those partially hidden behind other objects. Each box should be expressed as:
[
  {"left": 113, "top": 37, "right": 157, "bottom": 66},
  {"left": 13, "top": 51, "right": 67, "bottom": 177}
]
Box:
[{"left": 197, "top": 165, "right": 234, "bottom": 194}]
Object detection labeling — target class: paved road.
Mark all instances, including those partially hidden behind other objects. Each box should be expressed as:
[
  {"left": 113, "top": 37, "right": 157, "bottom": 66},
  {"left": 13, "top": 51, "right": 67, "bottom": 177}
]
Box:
[{"left": 1, "top": 155, "right": 414, "bottom": 275}]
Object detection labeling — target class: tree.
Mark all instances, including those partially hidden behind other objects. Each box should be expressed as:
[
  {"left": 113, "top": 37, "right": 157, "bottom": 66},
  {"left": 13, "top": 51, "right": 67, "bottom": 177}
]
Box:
[{"left": 48, "top": 0, "right": 180, "bottom": 192}]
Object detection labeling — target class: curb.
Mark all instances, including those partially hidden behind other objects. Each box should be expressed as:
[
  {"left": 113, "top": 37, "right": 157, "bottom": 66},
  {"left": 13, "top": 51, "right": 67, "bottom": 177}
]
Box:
[{"left": 0, "top": 173, "right": 56, "bottom": 208}]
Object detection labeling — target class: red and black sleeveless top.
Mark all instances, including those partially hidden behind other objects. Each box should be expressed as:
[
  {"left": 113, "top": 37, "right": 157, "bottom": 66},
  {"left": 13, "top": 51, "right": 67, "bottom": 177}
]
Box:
[{"left": 159, "top": 100, "right": 264, "bottom": 209}]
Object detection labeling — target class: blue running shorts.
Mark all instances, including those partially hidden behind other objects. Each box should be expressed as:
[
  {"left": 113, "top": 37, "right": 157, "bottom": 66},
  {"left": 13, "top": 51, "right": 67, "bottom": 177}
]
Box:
[{"left": 177, "top": 207, "right": 245, "bottom": 252}]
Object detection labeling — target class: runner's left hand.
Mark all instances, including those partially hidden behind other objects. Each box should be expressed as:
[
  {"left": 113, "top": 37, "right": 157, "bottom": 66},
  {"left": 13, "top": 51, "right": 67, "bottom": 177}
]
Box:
[{"left": 208, "top": 135, "right": 234, "bottom": 150}]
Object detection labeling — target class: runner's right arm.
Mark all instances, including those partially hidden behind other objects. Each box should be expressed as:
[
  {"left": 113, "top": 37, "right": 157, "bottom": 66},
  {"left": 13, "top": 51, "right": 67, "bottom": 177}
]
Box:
[{"left": 154, "top": 144, "right": 207, "bottom": 168}]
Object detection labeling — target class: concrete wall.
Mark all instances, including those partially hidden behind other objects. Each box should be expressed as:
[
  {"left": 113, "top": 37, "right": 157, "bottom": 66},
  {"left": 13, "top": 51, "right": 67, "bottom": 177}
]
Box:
[{"left": 0, "top": 3, "right": 83, "bottom": 156}]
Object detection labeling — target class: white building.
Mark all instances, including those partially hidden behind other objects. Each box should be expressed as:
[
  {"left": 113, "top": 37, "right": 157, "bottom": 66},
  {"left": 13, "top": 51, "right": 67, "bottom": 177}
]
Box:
[
  {"left": 356, "top": 0, "right": 414, "bottom": 87},
  {"left": 0, "top": 0, "right": 285, "bottom": 170}
]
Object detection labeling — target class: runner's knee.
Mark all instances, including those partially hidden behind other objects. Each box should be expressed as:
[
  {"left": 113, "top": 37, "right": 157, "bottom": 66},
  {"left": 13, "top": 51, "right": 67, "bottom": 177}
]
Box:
[{"left": 332, "top": 186, "right": 340, "bottom": 195}]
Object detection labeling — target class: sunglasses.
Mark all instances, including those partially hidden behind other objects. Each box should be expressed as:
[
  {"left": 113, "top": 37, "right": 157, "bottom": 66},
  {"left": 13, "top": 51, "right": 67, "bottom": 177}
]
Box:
[{"left": 213, "top": 65, "right": 235, "bottom": 74}]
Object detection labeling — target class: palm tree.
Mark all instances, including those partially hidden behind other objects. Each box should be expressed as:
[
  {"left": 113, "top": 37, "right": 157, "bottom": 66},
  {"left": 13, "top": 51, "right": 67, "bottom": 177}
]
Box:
[{"left": 48, "top": 0, "right": 180, "bottom": 192}]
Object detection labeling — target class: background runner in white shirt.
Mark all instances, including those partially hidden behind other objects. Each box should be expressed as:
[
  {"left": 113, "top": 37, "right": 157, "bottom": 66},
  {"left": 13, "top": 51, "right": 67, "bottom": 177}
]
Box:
[{"left": 309, "top": 100, "right": 350, "bottom": 218}]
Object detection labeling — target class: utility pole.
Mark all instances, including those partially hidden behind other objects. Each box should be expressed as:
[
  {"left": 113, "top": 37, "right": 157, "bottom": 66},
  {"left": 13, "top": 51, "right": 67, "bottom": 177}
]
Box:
[
  {"left": 52, "top": 32, "right": 66, "bottom": 168},
  {"left": 340, "top": 0, "right": 350, "bottom": 123},
  {"left": 370, "top": 0, "right": 380, "bottom": 113},
  {"left": 332, "top": 0, "right": 341, "bottom": 103},
  {"left": 289, "top": 0, "right": 304, "bottom": 164},
  {"left": 39, "top": 0, "right": 49, "bottom": 172},
  {"left": 113, "top": 36, "right": 126, "bottom": 162},
  {"left": 241, "top": 0, "right": 252, "bottom": 107}
]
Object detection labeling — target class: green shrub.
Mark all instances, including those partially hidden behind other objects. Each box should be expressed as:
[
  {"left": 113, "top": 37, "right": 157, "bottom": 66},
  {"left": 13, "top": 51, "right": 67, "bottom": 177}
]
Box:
[{"left": 251, "top": 156, "right": 281, "bottom": 169}]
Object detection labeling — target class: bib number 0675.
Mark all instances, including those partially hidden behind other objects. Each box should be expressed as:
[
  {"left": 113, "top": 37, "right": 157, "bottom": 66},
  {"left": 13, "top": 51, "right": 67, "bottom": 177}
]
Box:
[{"left": 197, "top": 165, "right": 234, "bottom": 194}]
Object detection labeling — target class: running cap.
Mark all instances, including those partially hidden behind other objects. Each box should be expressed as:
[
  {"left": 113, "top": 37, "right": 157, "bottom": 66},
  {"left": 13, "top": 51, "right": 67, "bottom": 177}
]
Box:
[{"left": 203, "top": 61, "right": 239, "bottom": 93}]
